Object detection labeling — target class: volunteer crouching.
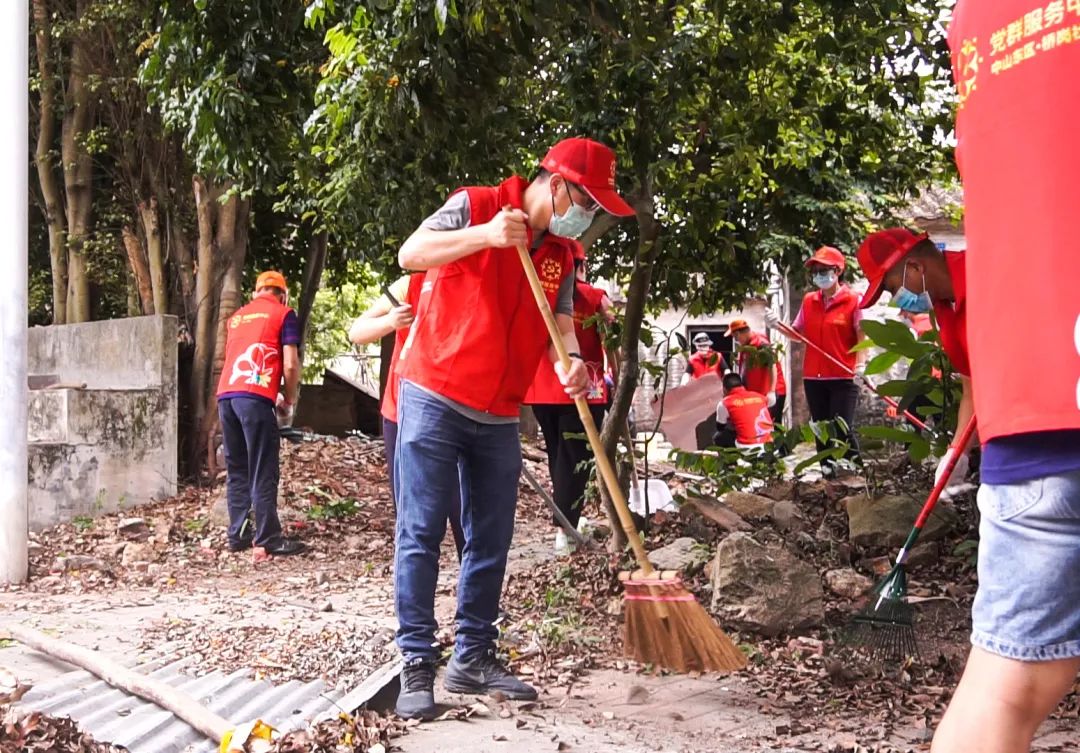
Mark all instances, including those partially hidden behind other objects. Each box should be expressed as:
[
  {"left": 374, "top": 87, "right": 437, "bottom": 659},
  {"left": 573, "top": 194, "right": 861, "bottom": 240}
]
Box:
[{"left": 392, "top": 137, "right": 635, "bottom": 720}]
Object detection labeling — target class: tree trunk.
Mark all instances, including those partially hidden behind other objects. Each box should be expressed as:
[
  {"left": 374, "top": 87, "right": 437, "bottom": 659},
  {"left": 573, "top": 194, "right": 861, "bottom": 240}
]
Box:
[
  {"left": 203, "top": 194, "right": 250, "bottom": 459},
  {"left": 190, "top": 175, "right": 218, "bottom": 468},
  {"left": 122, "top": 224, "right": 154, "bottom": 314},
  {"left": 138, "top": 198, "right": 168, "bottom": 315},
  {"left": 31, "top": 0, "right": 67, "bottom": 324},
  {"left": 296, "top": 230, "right": 328, "bottom": 358},
  {"left": 171, "top": 220, "right": 196, "bottom": 315},
  {"left": 60, "top": 8, "right": 95, "bottom": 323},
  {"left": 596, "top": 192, "right": 663, "bottom": 552}
]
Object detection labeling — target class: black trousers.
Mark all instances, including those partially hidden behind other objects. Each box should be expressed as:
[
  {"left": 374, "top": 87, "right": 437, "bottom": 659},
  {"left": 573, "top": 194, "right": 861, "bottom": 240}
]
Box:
[
  {"left": 803, "top": 379, "right": 861, "bottom": 468},
  {"left": 532, "top": 403, "right": 606, "bottom": 529},
  {"left": 383, "top": 416, "right": 465, "bottom": 560},
  {"left": 770, "top": 392, "right": 786, "bottom": 425},
  {"left": 219, "top": 397, "right": 282, "bottom": 547}
]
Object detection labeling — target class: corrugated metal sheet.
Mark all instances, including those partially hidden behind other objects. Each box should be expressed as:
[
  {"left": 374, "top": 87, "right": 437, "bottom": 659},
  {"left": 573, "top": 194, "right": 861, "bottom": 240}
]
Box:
[{"left": 17, "top": 656, "right": 345, "bottom": 753}]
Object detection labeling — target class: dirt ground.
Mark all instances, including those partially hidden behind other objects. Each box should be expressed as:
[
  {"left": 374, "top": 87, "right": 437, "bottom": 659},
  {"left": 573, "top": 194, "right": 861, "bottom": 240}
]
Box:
[{"left": 2, "top": 436, "right": 1077, "bottom": 753}]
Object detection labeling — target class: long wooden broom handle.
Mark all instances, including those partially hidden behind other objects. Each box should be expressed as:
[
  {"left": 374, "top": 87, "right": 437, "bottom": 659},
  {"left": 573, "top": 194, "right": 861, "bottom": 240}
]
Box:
[{"left": 512, "top": 233, "right": 654, "bottom": 576}]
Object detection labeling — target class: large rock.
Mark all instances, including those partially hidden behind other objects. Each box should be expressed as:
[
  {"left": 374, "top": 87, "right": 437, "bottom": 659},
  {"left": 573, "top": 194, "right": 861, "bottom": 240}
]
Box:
[
  {"left": 648, "top": 537, "right": 710, "bottom": 573},
  {"left": 710, "top": 533, "right": 825, "bottom": 636},
  {"left": 121, "top": 542, "right": 154, "bottom": 567},
  {"left": 845, "top": 494, "right": 958, "bottom": 548},
  {"left": 720, "top": 491, "right": 775, "bottom": 520}
]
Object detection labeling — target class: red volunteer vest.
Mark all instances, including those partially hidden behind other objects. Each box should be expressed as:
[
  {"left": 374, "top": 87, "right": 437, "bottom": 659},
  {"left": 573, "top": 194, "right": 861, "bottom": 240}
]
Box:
[
  {"left": 933, "top": 251, "right": 970, "bottom": 378},
  {"left": 397, "top": 176, "right": 575, "bottom": 417},
  {"left": 738, "top": 332, "right": 787, "bottom": 396},
  {"left": 381, "top": 273, "right": 427, "bottom": 422},
  {"left": 950, "top": 1, "right": 1080, "bottom": 440},
  {"left": 799, "top": 286, "right": 859, "bottom": 379},
  {"left": 526, "top": 280, "right": 608, "bottom": 405},
  {"left": 687, "top": 350, "right": 724, "bottom": 380},
  {"left": 216, "top": 294, "right": 291, "bottom": 402},
  {"left": 722, "top": 387, "right": 774, "bottom": 445}
]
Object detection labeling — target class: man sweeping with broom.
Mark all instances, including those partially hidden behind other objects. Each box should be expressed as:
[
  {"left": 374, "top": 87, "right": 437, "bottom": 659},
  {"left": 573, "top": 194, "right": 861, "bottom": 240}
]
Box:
[{"left": 391, "top": 138, "right": 635, "bottom": 720}]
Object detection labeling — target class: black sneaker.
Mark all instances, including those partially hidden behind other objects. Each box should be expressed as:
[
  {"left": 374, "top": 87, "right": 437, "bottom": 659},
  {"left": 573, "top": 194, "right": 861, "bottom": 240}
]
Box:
[
  {"left": 395, "top": 658, "right": 438, "bottom": 720},
  {"left": 263, "top": 538, "right": 307, "bottom": 556},
  {"left": 228, "top": 539, "right": 253, "bottom": 552},
  {"left": 444, "top": 649, "right": 538, "bottom": 701}
]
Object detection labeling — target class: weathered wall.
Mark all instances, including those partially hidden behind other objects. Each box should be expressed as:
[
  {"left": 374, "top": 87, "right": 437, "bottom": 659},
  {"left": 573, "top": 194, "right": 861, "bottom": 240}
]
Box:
[{"left": 27, "top": 316, "right": 178, "bottom": 530}]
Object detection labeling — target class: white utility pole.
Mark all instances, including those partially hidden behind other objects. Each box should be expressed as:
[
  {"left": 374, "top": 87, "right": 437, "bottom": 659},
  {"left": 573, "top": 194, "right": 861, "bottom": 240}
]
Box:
[{"left": 0, "top": 2, "right": 30, "bottom": 584}]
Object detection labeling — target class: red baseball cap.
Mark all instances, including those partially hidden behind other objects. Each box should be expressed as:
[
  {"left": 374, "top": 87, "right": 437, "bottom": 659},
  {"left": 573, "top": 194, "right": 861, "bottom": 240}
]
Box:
[
  {"left": 725, "top": 318, "right": 750, "bottom": 336},
  {"left": 803, "top": 246, "right": 846, "bottom": 271},
  {"left": 541, "top": 138, "right": 635, "bottom": 217},
  {"left": 256, "top": 270, "right": 287, "bottom": 291},
  {"left": 857, "top": 228, "right": 929, "bottom": 308}
]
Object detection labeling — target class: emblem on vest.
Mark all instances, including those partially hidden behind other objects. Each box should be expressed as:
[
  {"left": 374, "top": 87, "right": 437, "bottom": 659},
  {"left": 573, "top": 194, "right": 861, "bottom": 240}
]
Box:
[
  {"left": 540, "top": 258, "right": 563, "bottom": 292},
  {"left": 229, "top": 343, "right": 278, "bottom": 388}
]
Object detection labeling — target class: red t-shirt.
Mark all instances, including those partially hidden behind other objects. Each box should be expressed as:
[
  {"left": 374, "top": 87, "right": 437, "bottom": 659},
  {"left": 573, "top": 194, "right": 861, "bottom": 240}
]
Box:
[{"left": 949, "top": 1, "right": 1080, "bottom": 441}]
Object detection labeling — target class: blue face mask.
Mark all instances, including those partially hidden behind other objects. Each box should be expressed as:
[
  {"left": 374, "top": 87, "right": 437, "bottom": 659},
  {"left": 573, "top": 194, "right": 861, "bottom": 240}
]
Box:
[
  {"left": 893, "top": 263, "right": 932, "bottom": 313},
  {"left": 549, "top": 183, "right": 597, "bottom": 239},
  {"left": 812, "top": 271, "right": 837, "bottom": 290}
]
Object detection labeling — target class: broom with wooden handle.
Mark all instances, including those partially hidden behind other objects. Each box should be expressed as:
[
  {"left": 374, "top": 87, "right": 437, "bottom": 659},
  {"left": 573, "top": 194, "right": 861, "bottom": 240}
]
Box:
[{"left": 510, "top": 218, "right": 745, "bottom": 673}]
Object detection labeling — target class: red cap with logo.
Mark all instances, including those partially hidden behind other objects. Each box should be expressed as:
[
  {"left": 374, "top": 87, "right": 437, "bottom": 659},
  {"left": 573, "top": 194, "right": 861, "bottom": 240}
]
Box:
[
  {"left": 803, "top": 246, "right": 846, "bottom": 271},
  {"left": 541, "top": 138, "right": 635, "bottom": 217},
  {"left": 856, "top": 228, "right": 929, "bottom": 308}
]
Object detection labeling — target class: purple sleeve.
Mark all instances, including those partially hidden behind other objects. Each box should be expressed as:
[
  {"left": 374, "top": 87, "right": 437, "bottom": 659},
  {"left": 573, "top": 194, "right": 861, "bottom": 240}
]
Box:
[{"left": 281, "top": 310, "right": 301, "bottom": 346}]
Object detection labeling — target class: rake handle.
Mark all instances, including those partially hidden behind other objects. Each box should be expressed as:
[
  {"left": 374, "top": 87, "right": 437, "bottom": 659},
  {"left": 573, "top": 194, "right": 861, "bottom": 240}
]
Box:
[
  {"left": 775, "top": 321, "right": 931, "bottom": 433},
  {"left": 511, "top": 227, "right": 654, "bottom": 576},
  {"left": 896, "top": 414, "right": 978, "bottom": 563}
]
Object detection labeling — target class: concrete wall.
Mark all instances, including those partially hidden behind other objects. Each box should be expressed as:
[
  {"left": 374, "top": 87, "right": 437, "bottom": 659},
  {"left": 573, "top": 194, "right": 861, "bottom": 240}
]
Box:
[{"left": 27, "top": 316, "right": 178, "bottom": 530}]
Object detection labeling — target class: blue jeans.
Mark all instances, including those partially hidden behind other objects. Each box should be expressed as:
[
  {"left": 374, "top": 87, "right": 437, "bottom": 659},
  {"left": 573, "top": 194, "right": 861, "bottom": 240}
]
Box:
[
  {"left": 394, "top": 381, "right": 522, "bottom": 662},
  {"left": 218, "top": 396, "right": 283, "bottom": 546},
  {"left": 971, "top": 469, "right": 1080, "bottom": 661},
  {"left": 383, "top": 415, "right": 466, "bottom": 559}
]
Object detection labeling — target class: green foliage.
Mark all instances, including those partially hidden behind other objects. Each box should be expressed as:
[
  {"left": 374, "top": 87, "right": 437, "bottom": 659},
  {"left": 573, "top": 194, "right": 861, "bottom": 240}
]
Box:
[
  {"left": 856, "top": 316, "right": 961, "bottom": 459},
  {"left": 301, "top": 279, "right": 379, "bottom": 382},
  {"left": 72, "top": 516, "right": 94, "bottom": 532},
  {"left": 305, "top": 0, "right": 956, "bottom": 307},
  {"left": 304, "top": 487, "right": 361, "bottom": 519}
]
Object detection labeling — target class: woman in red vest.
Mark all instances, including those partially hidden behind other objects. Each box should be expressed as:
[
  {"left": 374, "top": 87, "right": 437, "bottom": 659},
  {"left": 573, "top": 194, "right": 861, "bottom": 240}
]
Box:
[
  {"left": 391, "top": 138, "right": 634, "bottom": 720},
  {"left": 348, "top": 273, "right": 464, "bottom": 559},
  {"left": 767, "top": 246, "right": 865, "bottom": 474},
  {"left": 525, "top": 246, "right": 614, "bottom": 554}
]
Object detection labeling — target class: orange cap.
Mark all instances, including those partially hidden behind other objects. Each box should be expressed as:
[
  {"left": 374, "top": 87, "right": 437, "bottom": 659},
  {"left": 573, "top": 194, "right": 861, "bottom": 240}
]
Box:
[
  {"left": 804, "top": 246, "right": 846, "bottom": 271},
  {"left": 256, "top": 270, "right": 287, "bottom": 291},
  {"left": 725, "top": 319, "right": 750, "bottom": 336}
]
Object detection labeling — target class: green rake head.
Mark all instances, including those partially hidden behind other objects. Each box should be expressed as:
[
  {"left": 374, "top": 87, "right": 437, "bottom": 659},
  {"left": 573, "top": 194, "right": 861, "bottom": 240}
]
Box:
[{"left": 848, "top": 565, "right": 918, "bottom": 662}]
